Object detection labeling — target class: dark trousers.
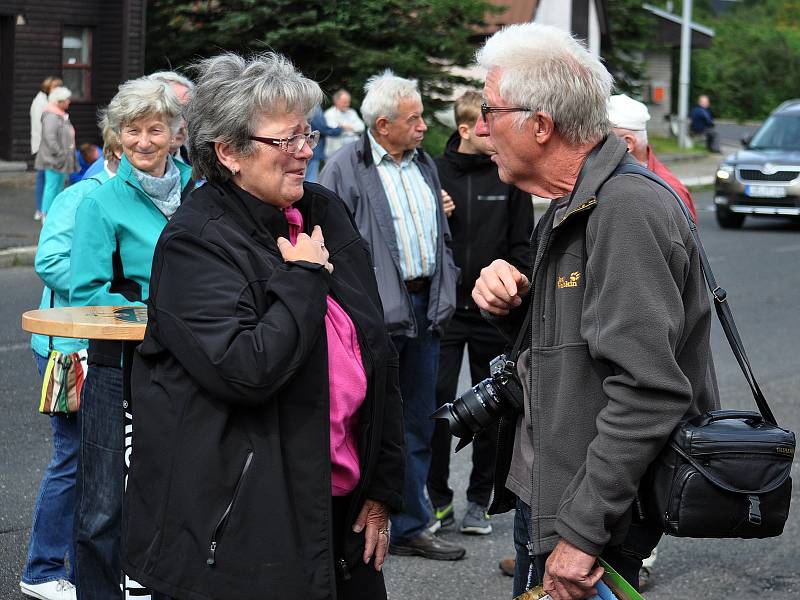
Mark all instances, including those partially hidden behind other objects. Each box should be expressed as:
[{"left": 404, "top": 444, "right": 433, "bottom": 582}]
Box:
[
  {"left": 389, "top": 289, "right": 440, "bottom": 542},
  {"left": 332, "top": 496, "right": 387, "bottom": 600},
  {"left": 512, "top": 498, "right": 660, "bottom": 597},
  {"left": 151, "top": 496, "right": 387, "bottom": 600},
  {"left": 428, "top": 309, "right": 506, "bottom": 508},
  {"left": 74, "top": 365, "right": 124, "bottom": 600}
]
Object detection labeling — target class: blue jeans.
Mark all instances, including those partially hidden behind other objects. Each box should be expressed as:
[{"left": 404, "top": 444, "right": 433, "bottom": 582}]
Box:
[
  {"left": 21, "top": 352, "right": 80, "bottom": 586},
  {"left": 389, "top": 289, "right": 440, "bottom": 542},
  {"left": 35, "top": 168, "right": 46, "bottom": 212},
  {"left": 512, "top": 497, "right": 655, "bottom": 598},
  {"left": 74, "top": 365, "right": 124, "bottom": 600}
]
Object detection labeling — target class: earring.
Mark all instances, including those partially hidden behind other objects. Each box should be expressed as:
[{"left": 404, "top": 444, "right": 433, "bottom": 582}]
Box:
[{"left": 230, "top": 166, "right": 239, "bottom": 176}]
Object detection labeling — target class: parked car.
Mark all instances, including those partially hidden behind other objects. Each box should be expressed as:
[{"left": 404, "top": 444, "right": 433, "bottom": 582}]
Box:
[{"left": 714, "top": 99, "right": 800, "bottom": 228}]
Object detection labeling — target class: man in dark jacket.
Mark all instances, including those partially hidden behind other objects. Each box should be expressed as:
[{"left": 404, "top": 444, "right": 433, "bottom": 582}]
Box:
[
  {"left": 690, "top": 94, "right": 720, "bottom": 152},
  {"left": 321, "top": 70, "right": 463, "bottom": 561},
  {"left": 471, "top": 24, "right": 719, "bottom": 599},
  {"left": 427, "top": 91, "right": 533, "bottom": 536}
]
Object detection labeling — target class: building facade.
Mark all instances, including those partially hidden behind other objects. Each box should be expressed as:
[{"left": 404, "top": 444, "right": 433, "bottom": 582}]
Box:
[{"left": 0, "top": 1, "right": 147, "bottom": 161}]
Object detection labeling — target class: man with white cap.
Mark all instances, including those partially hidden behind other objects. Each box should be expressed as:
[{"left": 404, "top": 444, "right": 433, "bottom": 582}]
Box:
[{"left": 608, "top": 94, "right": 697, "bottom": 221}]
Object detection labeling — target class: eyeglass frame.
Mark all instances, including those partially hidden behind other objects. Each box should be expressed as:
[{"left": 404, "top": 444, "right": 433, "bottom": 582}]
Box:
[
  {"left": 480, "top": 102, "right": 532, "bottom": 123},
  {"left": 248, "top": 130, "right": 320, "bottom": 154}
]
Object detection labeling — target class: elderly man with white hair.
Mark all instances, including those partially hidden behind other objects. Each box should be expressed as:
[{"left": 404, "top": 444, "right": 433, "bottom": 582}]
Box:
[
  {"left": 471, "top": 23, "right": 719, "bottom": 599},
  {"left": 608, "top": 93, "right": 697, "bottom": 221},
  {"left": 321, "top": 71, "right": 463, "bottom": 561}
]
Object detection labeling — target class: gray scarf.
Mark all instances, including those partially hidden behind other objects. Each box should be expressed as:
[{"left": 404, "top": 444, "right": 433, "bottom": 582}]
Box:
[{"left": 132, "top": 155, "right": 182, "bottom": 218}]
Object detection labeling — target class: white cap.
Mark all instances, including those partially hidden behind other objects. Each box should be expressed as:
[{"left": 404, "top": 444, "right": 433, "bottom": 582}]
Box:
[{"left": 607, "top": 94, "right": 650, "bottom": 131}]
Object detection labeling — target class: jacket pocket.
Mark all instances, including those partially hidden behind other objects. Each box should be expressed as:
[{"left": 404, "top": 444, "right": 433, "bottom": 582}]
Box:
[{"left": 206, "top": 450, "right": 254, "bottom": 567}]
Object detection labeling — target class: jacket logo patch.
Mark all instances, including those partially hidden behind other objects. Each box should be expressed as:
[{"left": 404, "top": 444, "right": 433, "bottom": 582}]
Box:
[
  {"left": 557, "top": 271, "right": 581, "bottom": 289},
  {"left": 776, "top": 446, "right": 794, "bottom": 457}
]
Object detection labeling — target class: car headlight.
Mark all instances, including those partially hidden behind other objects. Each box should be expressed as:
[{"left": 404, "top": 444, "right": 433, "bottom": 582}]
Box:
[{"left": 716, "top": 164, "right": 735, "bottom": 181}]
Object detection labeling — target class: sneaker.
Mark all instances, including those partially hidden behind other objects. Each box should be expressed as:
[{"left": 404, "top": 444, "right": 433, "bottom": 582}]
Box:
[
  {"left": 639, "top": 566, "right": 654, "bottom": 591},
  {"left": 460, "top": 502, "right": 492, "bottom": 535},
  {"left": 389, "top": 530, "right": 466, "bottom": 561},
  {"left": 433, "top": 503, "right": 455, "bottom": 528},
  {"left": 20, "top": 579, "right": 76, "bottom": 600}
]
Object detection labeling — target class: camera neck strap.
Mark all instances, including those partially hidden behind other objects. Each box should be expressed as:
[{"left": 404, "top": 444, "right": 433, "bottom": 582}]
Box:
[{"left": 611, "top": 163, "right": 777, "bottom": 426}]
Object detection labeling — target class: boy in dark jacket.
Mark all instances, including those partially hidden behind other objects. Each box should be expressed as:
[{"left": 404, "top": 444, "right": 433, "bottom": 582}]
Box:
[{"left": 427, "top": 91, "right": 533, "bottom": 534}]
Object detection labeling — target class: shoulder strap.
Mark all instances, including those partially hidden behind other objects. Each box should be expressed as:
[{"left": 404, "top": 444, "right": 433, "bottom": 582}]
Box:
[
  {"left": 612, "top": 163, "right": 777, "bottom": 426},
  {"left": 48, "top": 289, "right": 55, "bottom": 352}
]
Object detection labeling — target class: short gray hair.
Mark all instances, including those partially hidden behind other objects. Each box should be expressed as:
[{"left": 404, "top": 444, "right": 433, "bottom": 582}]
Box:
[
  {"left": 48, "top": 86, "right": 72, "bottom": 104},
  {"left": 148, "top": 70, "right": 195, "bottom": 92},
  {"left": 186, "top": 52, "right": 323, "bottom": 184},
  {"left": 104, "top": 77, "right": 183, "bottom": 135},
  {"left": 360, "top": 70, "right": 421, "bottom": 130},
  {"left": 96, "top": 110, "right": 122, "bottom": 161},
  {"left": 476, "top": 23, "right": 612, "bottom": 146}
]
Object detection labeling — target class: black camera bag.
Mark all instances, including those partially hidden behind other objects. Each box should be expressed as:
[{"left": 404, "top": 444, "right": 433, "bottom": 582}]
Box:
[{"left": 615, "top": 164, "right": 795, "bottom": 539}]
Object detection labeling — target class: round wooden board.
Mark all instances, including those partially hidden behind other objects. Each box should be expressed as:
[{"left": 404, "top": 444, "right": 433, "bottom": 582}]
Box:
[{"left": 21, "top": 306, "right": 147, "bottom": 341}]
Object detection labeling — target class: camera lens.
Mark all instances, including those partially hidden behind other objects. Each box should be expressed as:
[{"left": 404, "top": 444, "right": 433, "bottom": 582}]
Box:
[{"left": 431, "top": 378, "right": 506, "bottom": 451}]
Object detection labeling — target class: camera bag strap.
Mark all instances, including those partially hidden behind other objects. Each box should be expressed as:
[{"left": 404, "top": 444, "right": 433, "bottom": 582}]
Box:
[{"left": 612, "top": 163, "right": 778, "bottom": 426}]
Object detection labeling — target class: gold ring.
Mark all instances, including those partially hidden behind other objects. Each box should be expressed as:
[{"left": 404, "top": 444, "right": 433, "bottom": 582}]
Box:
[{"left": 378, "top": 527, "right": 389, "bottom": 536}]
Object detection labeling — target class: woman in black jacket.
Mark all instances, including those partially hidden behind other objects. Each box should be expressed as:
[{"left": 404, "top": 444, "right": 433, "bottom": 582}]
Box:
[{"left": 121, "top": 52, "right": 404, "bottom": 600}]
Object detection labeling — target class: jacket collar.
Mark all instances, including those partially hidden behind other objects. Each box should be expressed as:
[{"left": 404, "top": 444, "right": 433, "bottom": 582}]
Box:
[
  {"left": 209, "top": 181, "right": 330, "bottom": 253},
  {"left": 358, "top": 129, "right": 430, "bottom": 169},
  {"left": 117, "top": 154, "right": 193, "bottom": 200},
  {"left": 553, "top": 135, "right": 630, "bottom": 228},
  {"left": 440, "top": 131, "right": 494, "bottom": 173}
]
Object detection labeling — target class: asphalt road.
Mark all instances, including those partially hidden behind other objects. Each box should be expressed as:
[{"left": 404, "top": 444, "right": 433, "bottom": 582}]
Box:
[{"left": 1, "top": 190, "right": 799, "bottom": 599}]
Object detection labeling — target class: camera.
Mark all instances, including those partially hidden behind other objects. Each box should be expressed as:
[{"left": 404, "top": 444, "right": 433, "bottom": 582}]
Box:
[{"left": 431, "top": 354, "right": 525, "bottom": 452}]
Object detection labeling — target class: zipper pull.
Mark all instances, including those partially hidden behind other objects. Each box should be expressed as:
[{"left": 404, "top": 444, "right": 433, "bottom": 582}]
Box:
[
  {"left": 207, "top": 541, "right": 217, "bottom": 567},
  {"left": 338, "top": 557, "right": 352, "bottom": 581}
]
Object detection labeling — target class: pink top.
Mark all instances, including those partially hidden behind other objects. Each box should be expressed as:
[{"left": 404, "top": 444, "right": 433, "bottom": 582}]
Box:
[{"left": 285, "top": 206, "right": 366, "bottom": 496}]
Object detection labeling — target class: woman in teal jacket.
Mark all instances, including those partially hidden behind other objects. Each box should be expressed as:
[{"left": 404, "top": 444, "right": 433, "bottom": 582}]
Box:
[
  {"left": 68, "top": 76, "right": 192, "bottom": 599},
  {"left": 21, "top": 122, "right": 121, "bottom": 600}
]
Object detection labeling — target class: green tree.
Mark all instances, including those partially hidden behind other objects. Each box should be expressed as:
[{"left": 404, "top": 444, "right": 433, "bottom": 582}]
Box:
[
  {"left": 691, "top": 0, "right": 800, "bottom": 119},
  {"left": 146, "top": 0, "right": 495, "bottom": 115},
  {"left": 603, "top": 0, "right": 658, "bottom": 96}
]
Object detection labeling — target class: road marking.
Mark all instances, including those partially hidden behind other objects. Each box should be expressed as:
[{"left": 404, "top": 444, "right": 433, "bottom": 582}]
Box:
[
  {"left": 773, "top": 244, "right": 800, "bottom": 254},
  {"left": 0, "top": 342, "right": 30, "bottom": 353}
]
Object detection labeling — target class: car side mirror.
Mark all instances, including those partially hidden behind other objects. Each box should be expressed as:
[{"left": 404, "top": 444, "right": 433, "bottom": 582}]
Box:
[{"left": 741, "top": 134, "right": 753, "bottom": 147}]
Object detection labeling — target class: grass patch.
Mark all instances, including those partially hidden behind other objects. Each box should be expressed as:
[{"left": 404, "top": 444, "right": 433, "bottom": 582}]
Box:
[
  {"left": 650, "top": 135, "right": 708, "bottom": 157},
  {"left": 422, "top": 120, "right": 454, "bottom": 157}
]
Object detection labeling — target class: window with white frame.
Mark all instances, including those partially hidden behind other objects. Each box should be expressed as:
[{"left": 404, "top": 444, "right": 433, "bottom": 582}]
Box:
[{"left": 62, "top": 26, "right": 92, "bottom": 101}]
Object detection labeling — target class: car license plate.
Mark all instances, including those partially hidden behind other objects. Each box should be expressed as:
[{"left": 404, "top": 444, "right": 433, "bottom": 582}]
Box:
[{"left": 745, "top": 185, "right": 787, "bottom": 198}]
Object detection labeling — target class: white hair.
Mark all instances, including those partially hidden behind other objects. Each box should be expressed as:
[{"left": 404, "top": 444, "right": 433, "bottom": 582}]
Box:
[
  {"left": 476, "top": 23, "right": 613, "bottom": 145},
  {"left": 105, "top": 77, "right": 183, "bottom": 136},
  {"left": 48, "top": 86, "right": 72, "bottom": 104},
  {"left": 360, "top": 70, "right": 421, "bottom": 130},
  {"left": 613, "top": 127, "right": 648, "bottom": 156},
  {"left": 148, "top": 70, "right": 195, "bottom": 92}
]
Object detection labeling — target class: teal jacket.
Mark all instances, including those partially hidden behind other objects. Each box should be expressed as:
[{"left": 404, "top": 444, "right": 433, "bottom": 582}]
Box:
[
  {"left": 32, "top": 169, "right": 111, "bottom": 357},
  {"left": 69, "top": 155, "right": 193, "bottom": 364}
]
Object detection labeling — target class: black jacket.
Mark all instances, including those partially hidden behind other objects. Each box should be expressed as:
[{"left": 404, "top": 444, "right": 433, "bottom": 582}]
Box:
[
  {"left": 121, "top": 181, "right": 404, "bottom": 600},
  {"left": 435, "top": 132, "right": 533, "bottom": 310}
]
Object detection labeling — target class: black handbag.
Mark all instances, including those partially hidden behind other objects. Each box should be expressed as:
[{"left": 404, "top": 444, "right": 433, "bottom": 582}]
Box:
[{"left": 615, "top": 163, "right": 795, "bottom": 539}]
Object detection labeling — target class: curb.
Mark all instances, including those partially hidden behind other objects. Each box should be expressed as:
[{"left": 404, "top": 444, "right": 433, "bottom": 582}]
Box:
[
  {"left": 680, "top": 176, "right": 715, "bottom": 188},
  {"left": 0, "top": 245, "right": 36, "bottom": 268}
]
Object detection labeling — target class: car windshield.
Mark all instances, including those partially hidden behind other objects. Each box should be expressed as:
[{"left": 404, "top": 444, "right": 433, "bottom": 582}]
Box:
[{"left": 748, "top": 114, "right": 800, "bottom": 150}]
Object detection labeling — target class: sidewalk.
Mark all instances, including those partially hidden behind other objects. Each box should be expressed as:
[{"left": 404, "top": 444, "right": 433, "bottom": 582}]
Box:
[{"left": 0, "top": 170, "right": 39, "bottom": 266}]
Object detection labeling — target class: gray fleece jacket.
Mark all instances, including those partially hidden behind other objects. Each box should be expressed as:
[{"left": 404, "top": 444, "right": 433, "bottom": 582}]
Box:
[{"left": 489, "top": 135, "right": 720, "bottom": 556}]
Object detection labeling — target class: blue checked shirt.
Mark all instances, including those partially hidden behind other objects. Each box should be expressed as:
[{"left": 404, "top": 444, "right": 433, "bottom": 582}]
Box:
[{"left": 368, "top": 131, "right": 438, "bottom": 280}]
